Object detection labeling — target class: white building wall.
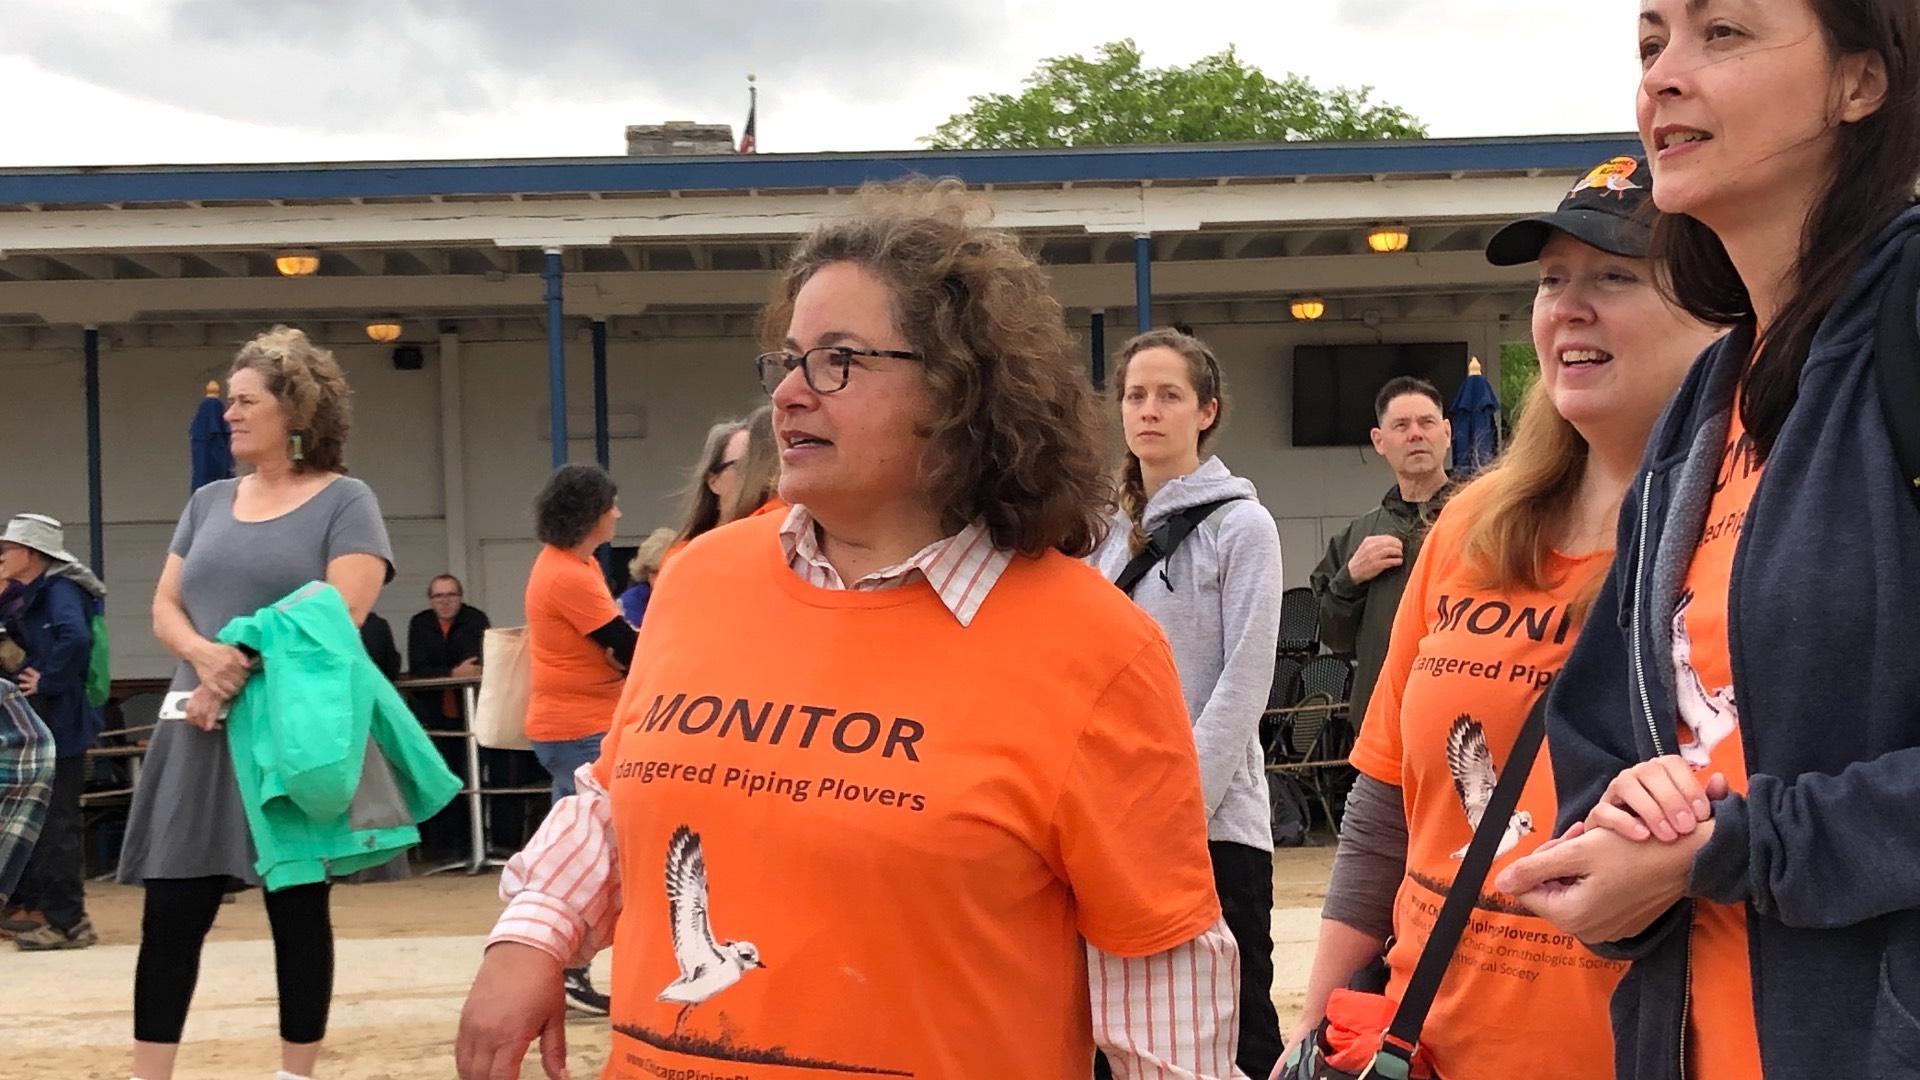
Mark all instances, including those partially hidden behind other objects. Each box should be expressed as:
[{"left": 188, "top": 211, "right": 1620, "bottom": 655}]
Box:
[{"left": 0, "top": 313, "right": 1525, "bottom": 677}]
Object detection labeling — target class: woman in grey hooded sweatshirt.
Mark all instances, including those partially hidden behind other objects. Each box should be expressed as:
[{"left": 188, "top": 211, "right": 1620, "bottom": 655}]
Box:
[{"left": 1090, "top": 327, "right": 1285, "bottom": 1078}]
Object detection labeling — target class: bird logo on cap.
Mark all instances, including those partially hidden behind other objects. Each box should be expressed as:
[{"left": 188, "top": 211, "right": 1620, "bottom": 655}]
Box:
[{"left": 1569, "top": 156, "right": 1642, "bottom": 199}]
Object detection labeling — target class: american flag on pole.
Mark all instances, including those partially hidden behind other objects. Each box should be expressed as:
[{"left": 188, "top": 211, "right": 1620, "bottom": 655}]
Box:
[{"left": 739, "top": 78, "right": 758, "bottom": 154}]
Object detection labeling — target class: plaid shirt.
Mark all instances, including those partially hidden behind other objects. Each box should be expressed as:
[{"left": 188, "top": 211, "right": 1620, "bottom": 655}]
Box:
[{"left": 0, "top": 677, "right": 54, "bottom": 903}]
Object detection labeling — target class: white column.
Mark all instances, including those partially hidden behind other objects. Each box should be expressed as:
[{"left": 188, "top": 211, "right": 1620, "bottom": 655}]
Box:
[{"left": 438, "top": 330, "right": 472, "bottom": 592}]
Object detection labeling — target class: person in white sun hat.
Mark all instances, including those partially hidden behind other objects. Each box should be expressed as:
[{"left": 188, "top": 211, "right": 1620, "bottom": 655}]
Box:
[{"left": 0, "top": 512, "right": 105, "bottom": 953}]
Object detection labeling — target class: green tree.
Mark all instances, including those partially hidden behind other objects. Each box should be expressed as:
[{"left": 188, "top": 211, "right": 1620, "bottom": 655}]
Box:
[
  {"left": 926, "top": 40, "right": 1427, "bottom": 150},
  {"left": 1499, "top": 341, "right": 1540, "bottom": 434}
]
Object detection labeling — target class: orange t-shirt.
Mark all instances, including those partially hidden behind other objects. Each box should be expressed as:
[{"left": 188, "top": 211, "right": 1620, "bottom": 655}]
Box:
[
  {"left": 591, "top": 514, "right": 1219, "bottom": 1080},
  {"left": 524, "top": 544, "right": 625, "bottom": 742},
  {"left": 1350, "top": 482, "right": 1627, "bottom": 1080},
  {"left": 1673, "top": 404, "right": 1763, "bottom": 1079}
]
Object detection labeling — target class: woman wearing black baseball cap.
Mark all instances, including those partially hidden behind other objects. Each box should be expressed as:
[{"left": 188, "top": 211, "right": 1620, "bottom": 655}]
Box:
[
  {"left": 1282, "top": 157, "right": 1717, "bottom": 1080},
  {"left": 1498, "top": 2, "right": 1920, "bottom": 1077}
]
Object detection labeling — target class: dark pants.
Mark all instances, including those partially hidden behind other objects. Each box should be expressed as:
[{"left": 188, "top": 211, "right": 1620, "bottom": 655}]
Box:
[
  {"left": 16, "top": 754, "right": 85, "bottom": 931},
  {"left": 1213, "top": 840, "right": 1284, "bottom": 1079},
  {"left": 134, "top": 877, "right": 334, "bottom": 1044},
  {"left": 1093, "top": 841, "right": 1283, "bottom": 1080}
]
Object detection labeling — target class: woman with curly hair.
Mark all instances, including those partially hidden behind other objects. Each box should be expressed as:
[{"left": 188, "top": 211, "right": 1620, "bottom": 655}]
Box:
[
  {"left": 456, "top": 181, "right": 1241, "bottom": 1080},
  {"left": 121, "top": 325, "right": 397, "bottom": 1080},
  {"left": 522, "top": 462, "right": 634, "bottom": 1015},
  {"left": 1090, "top": 327, "right": 1285, "bottom": 1079}
]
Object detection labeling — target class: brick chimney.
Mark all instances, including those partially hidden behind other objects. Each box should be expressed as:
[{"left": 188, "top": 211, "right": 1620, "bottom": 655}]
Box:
[{"left": 625, "top": 121, "right": 737, "bottom": 156}]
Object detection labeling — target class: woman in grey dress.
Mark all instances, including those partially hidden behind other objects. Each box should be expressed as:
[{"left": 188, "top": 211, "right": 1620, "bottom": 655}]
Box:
[{"left": 120, "top": 326, "right": 394, "bottom": 1080}]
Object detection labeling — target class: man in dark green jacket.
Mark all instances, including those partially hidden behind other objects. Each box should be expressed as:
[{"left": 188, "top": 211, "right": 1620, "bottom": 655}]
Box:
[{"left": 1310, "top": 377, "right": 1453, "bottom": 727}]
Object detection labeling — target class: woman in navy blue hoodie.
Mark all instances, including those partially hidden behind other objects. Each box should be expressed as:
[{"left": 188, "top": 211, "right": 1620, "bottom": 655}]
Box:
[{"left": 1497, "top": 2, "right": 1920, "bottom": 1078}]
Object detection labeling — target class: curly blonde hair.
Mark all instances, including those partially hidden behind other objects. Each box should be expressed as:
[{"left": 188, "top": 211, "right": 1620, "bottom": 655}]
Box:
[
  {"left": 629, "top": 526, "right": 679, "bottom": 584},
  {"left": 760, "top": 179, "right": 1109, "bottom": 557},
  {"left": 228, "top": 325, "right": 353, "bottom": 474}
]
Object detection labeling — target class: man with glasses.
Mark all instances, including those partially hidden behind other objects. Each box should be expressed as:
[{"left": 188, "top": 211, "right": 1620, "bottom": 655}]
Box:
[{"left": 406, "top": 575, "right": 491, "bottom": 852}]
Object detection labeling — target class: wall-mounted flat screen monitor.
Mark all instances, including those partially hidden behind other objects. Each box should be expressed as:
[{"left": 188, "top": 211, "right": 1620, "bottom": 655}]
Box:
[{"left": 1292, "top": 342, "right": 1471, "bottom": 446}]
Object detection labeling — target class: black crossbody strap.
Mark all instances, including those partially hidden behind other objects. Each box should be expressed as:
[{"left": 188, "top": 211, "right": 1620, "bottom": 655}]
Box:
[
  {"left": 1875, "top": 234, "right": 1920, "bottom": 516},
  {"left": 1112, "top": 498, "right": 1242, "bottom": 596},
  {"left": 1372, "top": 694, "right": 1550, "bottom": 1076}
]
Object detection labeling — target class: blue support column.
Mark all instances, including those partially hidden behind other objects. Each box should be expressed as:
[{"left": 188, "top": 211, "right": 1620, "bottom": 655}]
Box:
[
  {"left": 591, "top": 319, "right": 610, "bottom": 471},
  {"left": 83, "top": 326, "right": 104, "bottom": 581},
  {"left": 1089, "top": 310, "right": 1106, "bottom": 391},
  {"left": 1133, "top": 233, "right": 1153, "bottom": 334},
  {"left": 591, "top": 318, "right": 613, "bottom": 583},
  {"left": 543, "top": 248, "right": 567, "bottom": 469}
]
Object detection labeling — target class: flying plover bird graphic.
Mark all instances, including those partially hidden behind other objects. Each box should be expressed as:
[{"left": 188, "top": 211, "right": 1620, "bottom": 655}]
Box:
[
  {"left": 1445, "top": 715, "right": 1534, "bottom": 860},
  {"left": 659, "top": 825, "right": 765, "bottom": 1037},
  {"left": 1672, "top": 591, "right": 1738, "bottom": 769}
]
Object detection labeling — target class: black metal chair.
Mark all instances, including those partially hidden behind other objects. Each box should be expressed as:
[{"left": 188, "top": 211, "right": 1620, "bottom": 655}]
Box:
[
  {"left": 1266, "top": 691, "right": 1355, "bottom": 832},
  {"left": 1276, "top": 586, "right": 1320, "bottom": 659},
  {"left": 1268, "top": 655, "right": 1304, "bottom": 710},
  {"left": 1261, "top": 655, "right": 1304, "bottom": 756},
  {"left": 1298, "top": 655, "right": 1356, "bottom": 705}
]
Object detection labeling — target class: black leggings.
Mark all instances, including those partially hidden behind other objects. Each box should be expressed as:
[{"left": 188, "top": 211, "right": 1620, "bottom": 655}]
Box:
[{"left": 133, "top": 877, "right": 334, "bottom": 1045}]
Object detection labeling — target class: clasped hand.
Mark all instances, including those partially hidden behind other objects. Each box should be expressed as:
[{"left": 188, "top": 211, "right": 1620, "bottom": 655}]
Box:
[{"left": 1496, "top": 755, "right": 1723, "bottom": 944}]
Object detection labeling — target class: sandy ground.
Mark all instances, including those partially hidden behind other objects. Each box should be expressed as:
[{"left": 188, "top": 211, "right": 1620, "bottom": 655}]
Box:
[{"left": 3, "top": 845, "right": 1336, "bottom": 1080}]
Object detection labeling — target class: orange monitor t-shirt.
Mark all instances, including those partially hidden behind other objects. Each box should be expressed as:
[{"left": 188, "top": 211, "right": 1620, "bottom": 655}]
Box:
[
  {"left": 590, "top": 513, "right": 1220, "bottom": 1080},
  {"left": 1350, "top": 481, "right": 1628, "bottom": 1080},
  {"left": 1673, "top": 402, "right": 1764, "bottom": 1080},
  {"left": 524, "top": 544, "right": 625, "bottom": 742}
]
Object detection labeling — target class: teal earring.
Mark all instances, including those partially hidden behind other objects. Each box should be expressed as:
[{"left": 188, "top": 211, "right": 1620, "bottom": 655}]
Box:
[{"left": 291, "top": 433, "right": 304, "bottom": 462}]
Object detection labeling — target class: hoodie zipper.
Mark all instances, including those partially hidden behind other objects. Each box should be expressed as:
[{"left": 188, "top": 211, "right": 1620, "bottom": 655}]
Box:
[
  {"left": 1679, "top": 918, "right": 1694, "bottom": 1080},
  {"left": 1629, "top": 472, "right": 1668, "bottom": 756}
]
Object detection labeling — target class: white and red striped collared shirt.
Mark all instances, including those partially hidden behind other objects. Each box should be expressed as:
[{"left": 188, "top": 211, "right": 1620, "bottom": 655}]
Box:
[{"left": 491, "top": 505, "right": 1245, "bottom": 1079}]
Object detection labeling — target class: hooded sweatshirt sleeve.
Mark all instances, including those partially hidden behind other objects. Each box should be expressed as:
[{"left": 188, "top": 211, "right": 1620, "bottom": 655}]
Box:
[{"left": 1191, "top": 503, "right": 1283, "bottom": 813}]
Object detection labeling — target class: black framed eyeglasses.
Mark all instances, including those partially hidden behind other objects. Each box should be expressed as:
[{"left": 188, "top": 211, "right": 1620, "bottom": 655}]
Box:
[{"left": 754, "top": 346, "right": 921, "bottom": 395}]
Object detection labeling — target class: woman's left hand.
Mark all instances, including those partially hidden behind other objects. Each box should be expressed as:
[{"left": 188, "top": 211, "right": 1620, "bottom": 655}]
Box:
[
  {"left": 1494, "top": 820, "right": 1711, "bottom": 944},
  {"left": 1585, "top": 756, "right": 1727, "bottom": 842}
]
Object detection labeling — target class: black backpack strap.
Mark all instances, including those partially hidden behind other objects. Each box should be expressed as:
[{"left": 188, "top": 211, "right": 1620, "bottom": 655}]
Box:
[
  {"left": 1112, "top": 498, "right": 1243, "bottom": 596},
  {"left": 1875, "top": 234, "right": 1920, "bottom": 515},
  {"left": 1370, "top": 694, "right": 1551, "bottom": 1079}
]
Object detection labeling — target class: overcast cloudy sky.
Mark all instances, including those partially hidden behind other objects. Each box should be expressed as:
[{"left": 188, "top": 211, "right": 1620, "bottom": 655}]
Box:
[{"left": 0, "top": 0, "right": 1642, "bottom": 166}]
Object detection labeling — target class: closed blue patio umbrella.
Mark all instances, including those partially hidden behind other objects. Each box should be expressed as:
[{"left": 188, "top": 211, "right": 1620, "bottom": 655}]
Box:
[
  {"left": 190, "top": 380, "right": 233, "bottom": 491},
  {"left": 1450, "top": 359, "right": 1501, "bottom": 478}
]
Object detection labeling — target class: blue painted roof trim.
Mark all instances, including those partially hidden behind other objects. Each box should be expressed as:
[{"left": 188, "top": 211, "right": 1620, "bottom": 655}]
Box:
[{"left": 0, "top": 134, "right": 1638, "bottom": 207}]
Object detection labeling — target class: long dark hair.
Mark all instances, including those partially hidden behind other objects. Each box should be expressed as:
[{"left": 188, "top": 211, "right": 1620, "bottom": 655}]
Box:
[
  {"left": 1655, "top": 0, "right": 1920, "bottom": 458},
  {"left": 673, "top": 417, "right": 745, "bottom": 543},
  {"left": 719, "top": 405, "right": 778, "bottom": 523}
]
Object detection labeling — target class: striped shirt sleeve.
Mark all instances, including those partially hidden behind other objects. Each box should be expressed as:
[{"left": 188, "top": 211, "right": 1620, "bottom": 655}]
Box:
[
  {"left": 489, "top": 762, "right": 623, "bottom": 966},
  {"left": 1090, "top": 917, "right": 1246, "bottom": 1079}
]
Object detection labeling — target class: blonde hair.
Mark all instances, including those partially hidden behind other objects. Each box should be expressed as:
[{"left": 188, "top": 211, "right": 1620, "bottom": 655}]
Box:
[
  {"left": 628, "top": 527, "right": 678, "bottom": 584},
  {"left": 1456, "top": 380, "right": 1607, "bottom": 614},
  {"left": 228, "top": 325, "right": 352, "bottom": 473},
  {"left": 1112, "top": 328, "right": 1227, "bottom": 556}
]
